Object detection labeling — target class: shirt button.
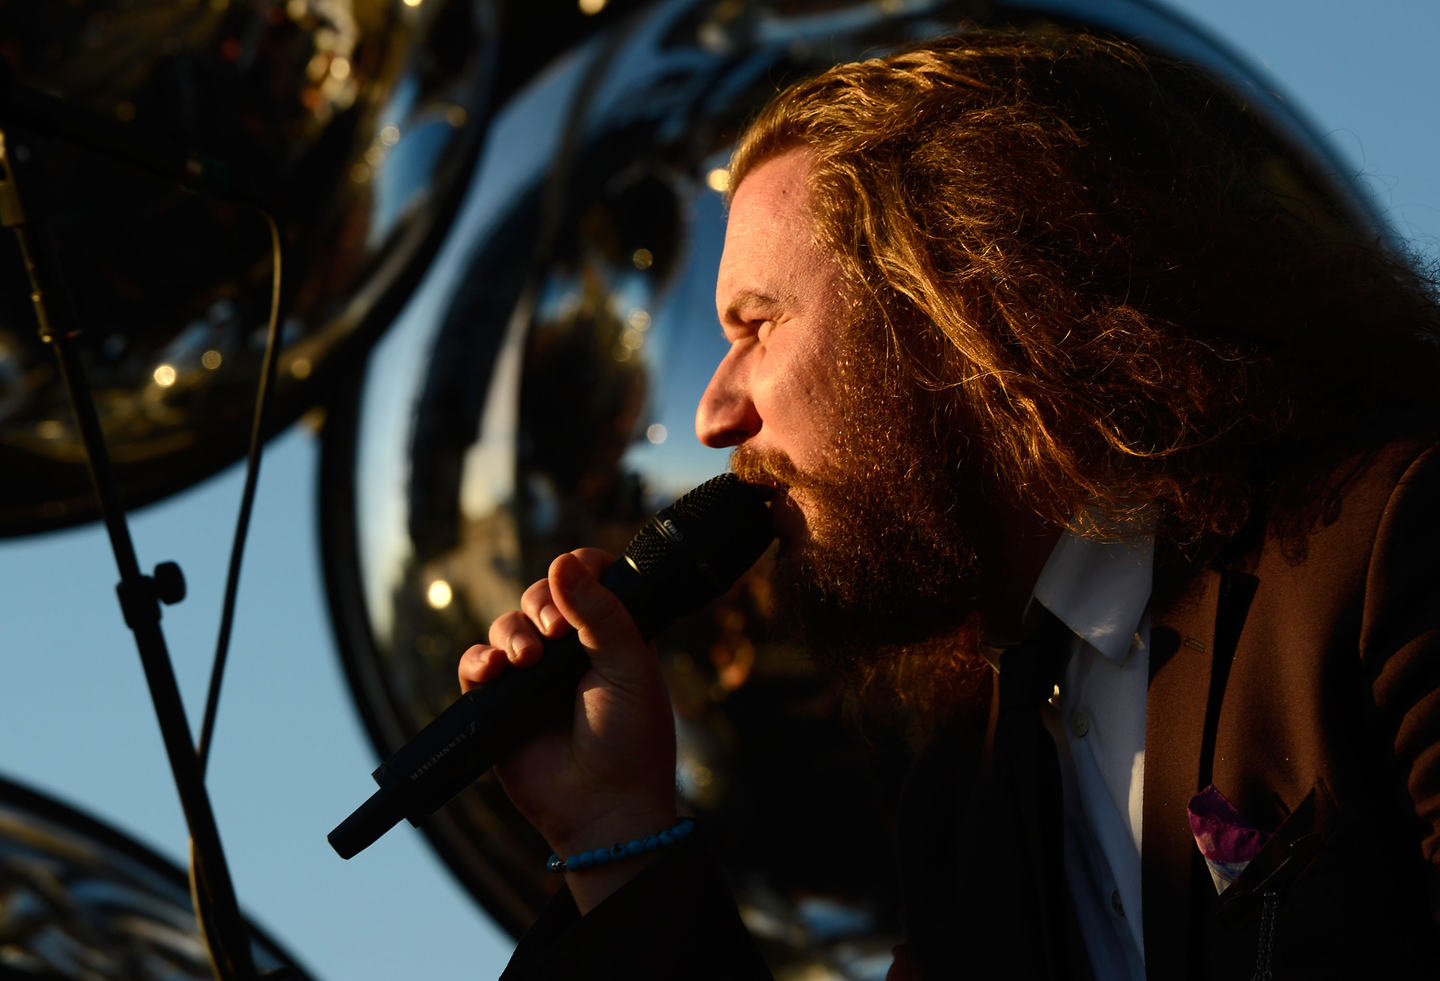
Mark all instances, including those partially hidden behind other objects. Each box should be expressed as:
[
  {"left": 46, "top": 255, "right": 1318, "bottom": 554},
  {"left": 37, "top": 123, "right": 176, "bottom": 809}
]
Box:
[
  {"left": 1111, "top": 890, "right": 1125, "bottom": 917},
  {"left": 1069, "top": 710, "right": 1090, "bottom": 737}
]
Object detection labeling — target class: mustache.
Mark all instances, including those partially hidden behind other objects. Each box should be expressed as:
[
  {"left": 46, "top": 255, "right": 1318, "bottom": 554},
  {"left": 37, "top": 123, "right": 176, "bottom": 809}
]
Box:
[
  {"left": 728, "top": 443, "right": 800, "bottom": 495},
  {"left": 729, "top": 443, "right": 844, "bottom": 499}
]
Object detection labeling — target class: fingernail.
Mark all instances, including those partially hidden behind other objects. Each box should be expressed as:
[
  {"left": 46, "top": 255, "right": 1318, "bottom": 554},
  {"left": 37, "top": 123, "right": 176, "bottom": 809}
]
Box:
[
  {"left": 539, "top": 604, "right": 560, "bottom": 632},
  {"left": 513, "top": 635, "right": 539, "bottom": 661}
]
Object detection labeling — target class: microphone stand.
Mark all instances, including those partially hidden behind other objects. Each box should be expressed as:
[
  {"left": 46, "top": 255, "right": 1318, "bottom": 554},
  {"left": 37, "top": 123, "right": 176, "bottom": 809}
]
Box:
[{"left": 0, "top": 131, "right": 258, "bottom": 981}]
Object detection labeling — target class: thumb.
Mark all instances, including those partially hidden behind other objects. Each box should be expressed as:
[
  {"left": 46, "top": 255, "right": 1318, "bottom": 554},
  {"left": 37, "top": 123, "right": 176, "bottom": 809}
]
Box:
[{"left": 547, "top": 552, "right": 648, "bottom": 671}]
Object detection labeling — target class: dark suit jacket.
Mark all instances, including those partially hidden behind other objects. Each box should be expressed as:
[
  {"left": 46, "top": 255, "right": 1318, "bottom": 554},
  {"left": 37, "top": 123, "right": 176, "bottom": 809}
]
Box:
[{"left": 501, "top": 422, "right": 1440, "bottom": 980}]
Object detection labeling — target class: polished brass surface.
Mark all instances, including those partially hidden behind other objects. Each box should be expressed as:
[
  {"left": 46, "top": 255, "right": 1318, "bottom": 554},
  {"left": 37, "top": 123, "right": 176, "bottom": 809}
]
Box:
[
  {"left": 0, "top": 0, "right": 495, "bottom": 535},
  {"left": 0, "top": 775, "right": 313, "bottom": 981}
]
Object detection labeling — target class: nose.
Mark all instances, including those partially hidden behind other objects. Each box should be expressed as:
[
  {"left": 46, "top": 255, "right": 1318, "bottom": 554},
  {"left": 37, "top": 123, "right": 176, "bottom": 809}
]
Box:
[{"left": 695, "top": 344, "right": 761, "bottom": 448}]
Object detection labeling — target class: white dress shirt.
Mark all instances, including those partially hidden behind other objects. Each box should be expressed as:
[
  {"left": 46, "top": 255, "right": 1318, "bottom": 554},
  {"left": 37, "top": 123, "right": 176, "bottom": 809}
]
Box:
[{"left": 1028, "top": 528, "right": 1154, "bottom": 981}]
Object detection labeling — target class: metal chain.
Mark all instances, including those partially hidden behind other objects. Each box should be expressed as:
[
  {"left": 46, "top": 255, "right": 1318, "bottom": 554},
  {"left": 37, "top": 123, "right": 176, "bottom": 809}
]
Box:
[{"left": 1251, "top": 890, "right": 1279, "bottom": 981}]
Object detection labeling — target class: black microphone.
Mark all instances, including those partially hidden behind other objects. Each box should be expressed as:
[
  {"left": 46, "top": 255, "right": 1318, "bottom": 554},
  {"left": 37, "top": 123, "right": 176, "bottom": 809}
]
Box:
[{"left": 328, "top": 473, "right": 774, "bottom": 859}]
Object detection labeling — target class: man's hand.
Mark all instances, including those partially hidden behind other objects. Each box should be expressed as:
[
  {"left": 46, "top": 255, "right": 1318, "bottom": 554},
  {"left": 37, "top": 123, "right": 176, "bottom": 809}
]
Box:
[{"left": 458, "top": 548, "right": 678, "bottom": 913}]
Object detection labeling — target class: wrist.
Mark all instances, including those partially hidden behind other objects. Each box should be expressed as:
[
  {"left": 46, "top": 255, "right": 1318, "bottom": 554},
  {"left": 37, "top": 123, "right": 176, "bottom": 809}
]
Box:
[
  {"left": 549, "top": 806, "right": 680, "bottom": 915},
  {"left": 549, "top": 803, "right": 677, "bottom": 859}
]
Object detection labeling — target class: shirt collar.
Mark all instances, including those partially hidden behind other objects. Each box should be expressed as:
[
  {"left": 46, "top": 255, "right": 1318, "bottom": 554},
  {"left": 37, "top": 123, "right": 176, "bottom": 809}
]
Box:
[{"left": 1027, "top": 522, "right": 1155, "bottom": 666}]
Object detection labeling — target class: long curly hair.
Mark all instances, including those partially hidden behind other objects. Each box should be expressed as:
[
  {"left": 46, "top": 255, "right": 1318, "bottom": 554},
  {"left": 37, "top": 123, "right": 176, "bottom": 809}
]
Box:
[{"left": 729, "top": 31, "right": 1440, "bottom": 547}]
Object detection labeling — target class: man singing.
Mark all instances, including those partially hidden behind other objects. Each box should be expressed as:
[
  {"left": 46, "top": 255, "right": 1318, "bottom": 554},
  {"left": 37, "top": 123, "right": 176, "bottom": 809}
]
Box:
[{"left": 459, "top": 31, "right": 1440, "bottom": 980}]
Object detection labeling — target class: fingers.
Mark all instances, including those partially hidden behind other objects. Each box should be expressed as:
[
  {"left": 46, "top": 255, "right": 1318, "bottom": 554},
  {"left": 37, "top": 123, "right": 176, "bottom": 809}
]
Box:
[
  {"left": 521, "top": 579, "right": 564, "bottom": 639},
  {"left": 547, "top": 549, "right": 645, "bottom": 668},
  {"left": 488, "top": 610, "right": 545, "bottom": 669},
  {"left": 463, "top": 548, "right": 627, "bottom": 691},
  {"left": 568, "top": 547, "right": 617, "bottom": 578},
  {"left": 522, "top": 548, "right": 615, "bottom": 637},
  {"left": 458, "top": 644, "right": 509, "bottom": 693}
]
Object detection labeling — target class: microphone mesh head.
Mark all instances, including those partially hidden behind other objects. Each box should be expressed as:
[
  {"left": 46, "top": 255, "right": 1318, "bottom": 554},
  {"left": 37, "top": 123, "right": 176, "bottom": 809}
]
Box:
[
  {"left": 624, "top": 474, "right": 774, "bottom": 606},
  {"left": 667, "top": 472, "right": 753, "bottom": 521},
  {"left": 622, "top": 523, "right": 670, "bottom": 575}
]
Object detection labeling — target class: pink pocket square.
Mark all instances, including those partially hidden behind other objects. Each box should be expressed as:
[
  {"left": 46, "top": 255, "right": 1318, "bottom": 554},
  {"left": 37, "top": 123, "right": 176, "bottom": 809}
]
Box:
[{"left": 1187, "top": 784, "right": 1272, "bottom": 894}]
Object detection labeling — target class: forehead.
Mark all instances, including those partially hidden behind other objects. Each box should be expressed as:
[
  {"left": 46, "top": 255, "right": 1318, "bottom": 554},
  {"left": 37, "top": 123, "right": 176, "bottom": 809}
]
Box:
[{"left": 715, "top": 148, "right": 827, "bottom": 315}]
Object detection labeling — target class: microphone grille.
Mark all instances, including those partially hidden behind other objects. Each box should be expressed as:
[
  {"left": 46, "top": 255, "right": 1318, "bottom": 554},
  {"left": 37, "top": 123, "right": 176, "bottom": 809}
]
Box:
[
  {"left": 624, "top": 474, "right": 774, "bottom": 595},
  {"left": 623, "top": 523, "right": 670, "bottom": 574}
]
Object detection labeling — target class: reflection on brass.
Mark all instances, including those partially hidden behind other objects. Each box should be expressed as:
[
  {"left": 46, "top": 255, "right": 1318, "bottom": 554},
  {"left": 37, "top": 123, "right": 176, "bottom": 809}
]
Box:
[
  {"left": 0, "top": 0, "right": 493, "bottom": 535},
  {"left": 0, "top": 776, "right": 310, "bottom": 981}
]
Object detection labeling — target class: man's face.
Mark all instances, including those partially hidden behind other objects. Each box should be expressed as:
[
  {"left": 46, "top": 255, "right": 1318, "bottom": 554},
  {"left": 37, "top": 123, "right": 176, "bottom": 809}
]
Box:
[
  {"left": 698, "top": 147, "right": 851, "bottom": 548},
  {"left": 697, "top": 148, "right": 991, "bottom": 718}
]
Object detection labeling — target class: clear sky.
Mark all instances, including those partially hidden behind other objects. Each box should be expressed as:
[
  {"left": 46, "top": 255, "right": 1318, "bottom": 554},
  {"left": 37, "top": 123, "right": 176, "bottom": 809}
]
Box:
[{"left": 0, "top": 3, "right": 1434, "bottom": 980}]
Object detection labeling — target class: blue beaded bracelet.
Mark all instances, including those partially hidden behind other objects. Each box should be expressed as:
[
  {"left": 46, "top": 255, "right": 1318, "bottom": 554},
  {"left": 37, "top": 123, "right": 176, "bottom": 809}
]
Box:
[{"left": 545, "top": 818, "right": 696, "bottom": 873}]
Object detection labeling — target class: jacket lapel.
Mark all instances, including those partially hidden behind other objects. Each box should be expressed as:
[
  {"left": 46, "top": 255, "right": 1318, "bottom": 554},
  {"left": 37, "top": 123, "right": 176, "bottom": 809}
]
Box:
[
  {"left": 899, "top": 561, "right": 1259, "bottom": 980},
  {"left": 1142, "top": 566, "right": 1220, "bottom": 978},
  {"left": 1143, "top": 562, "right": 1263, "bottom": 977},
  {"left": 892, "top": 684, "right": 996, "bottom": 977}
]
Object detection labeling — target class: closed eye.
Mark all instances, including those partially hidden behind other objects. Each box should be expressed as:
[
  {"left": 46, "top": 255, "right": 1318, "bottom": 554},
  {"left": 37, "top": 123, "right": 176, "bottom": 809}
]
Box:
[
  {"left": 721, "top": 316, "right": 775, "bottom": 345},
  {"left": 721, "top": 288, "right": 785, "bottom": 333}
]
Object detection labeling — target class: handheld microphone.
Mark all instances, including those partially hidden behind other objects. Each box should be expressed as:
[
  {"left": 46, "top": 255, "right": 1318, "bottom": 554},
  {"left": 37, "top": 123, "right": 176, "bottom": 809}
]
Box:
[{"left": 328, "top": 473, "right": 774, "bottom": 859}]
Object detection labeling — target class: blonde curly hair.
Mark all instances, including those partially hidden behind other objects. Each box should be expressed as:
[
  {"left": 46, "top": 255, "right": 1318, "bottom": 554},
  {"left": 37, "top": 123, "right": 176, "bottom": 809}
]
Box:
[{"left": 730, "top": 31, "right": 1440, "bottom": 545}]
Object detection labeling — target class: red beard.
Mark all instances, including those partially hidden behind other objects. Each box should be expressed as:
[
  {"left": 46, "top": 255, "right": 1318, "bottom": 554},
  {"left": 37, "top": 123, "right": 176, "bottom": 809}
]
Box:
[{"left": 727, "top": 324, "right": 996, "bottom": 739}]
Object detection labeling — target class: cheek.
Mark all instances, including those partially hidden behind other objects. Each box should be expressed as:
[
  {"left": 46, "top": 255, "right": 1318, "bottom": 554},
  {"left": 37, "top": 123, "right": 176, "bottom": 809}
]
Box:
[{"left": 757, "top": 355, "right": 843, "bottom": 469}]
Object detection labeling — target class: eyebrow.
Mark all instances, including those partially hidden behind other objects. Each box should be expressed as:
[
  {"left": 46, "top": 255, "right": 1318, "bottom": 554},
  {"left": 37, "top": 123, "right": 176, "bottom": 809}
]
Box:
[{"left": 721, "top": 288, "right": 786, "bottom": 326}]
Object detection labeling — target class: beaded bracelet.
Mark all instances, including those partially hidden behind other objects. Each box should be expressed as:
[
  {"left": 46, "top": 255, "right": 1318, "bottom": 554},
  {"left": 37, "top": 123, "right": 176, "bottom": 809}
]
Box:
[{"left": 546, "top": 818, "right": 696, "bottom": 873}]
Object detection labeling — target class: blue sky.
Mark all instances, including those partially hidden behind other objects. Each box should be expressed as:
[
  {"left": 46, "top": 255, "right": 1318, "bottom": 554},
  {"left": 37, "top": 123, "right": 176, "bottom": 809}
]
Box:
[{"left": 0, "top": 3, "right": 1435, "bottom": 979}]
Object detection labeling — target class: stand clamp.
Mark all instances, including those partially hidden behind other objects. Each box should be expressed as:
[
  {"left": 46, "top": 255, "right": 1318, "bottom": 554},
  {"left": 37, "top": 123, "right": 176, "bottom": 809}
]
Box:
[{"left": 116, "top": 562, "right": 187, "bottom": 628}]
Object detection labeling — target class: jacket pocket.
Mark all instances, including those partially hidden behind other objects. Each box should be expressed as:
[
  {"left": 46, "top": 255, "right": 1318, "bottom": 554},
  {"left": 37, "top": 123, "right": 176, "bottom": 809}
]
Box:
[{"left": 1214, "top": 779, "right": 1343, "bottom": 977}]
